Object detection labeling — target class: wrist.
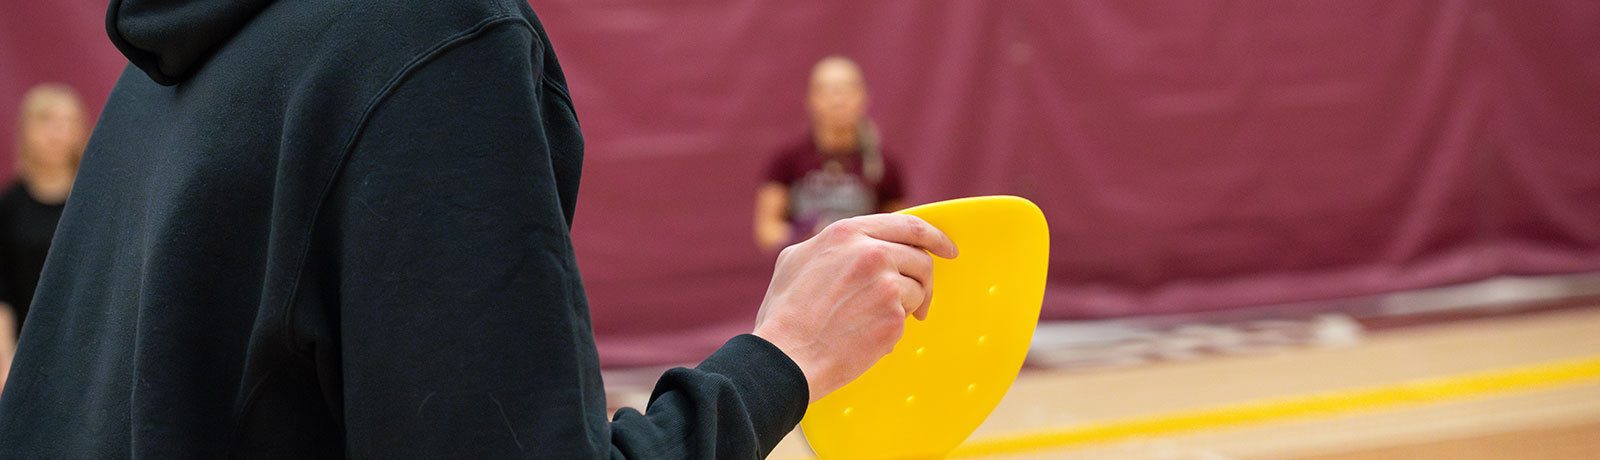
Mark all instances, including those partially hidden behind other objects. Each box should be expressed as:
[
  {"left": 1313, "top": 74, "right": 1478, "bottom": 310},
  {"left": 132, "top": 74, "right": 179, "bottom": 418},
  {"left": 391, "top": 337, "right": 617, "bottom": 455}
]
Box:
[{"left": 753, "top": 325, "right": 825, "bottom": 403}]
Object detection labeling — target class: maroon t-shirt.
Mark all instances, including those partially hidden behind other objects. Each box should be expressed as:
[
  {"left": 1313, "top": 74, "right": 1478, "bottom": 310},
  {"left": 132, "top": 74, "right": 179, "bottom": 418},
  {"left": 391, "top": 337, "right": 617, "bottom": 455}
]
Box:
[{"left": 765, "top": 135, "right": 905, "bottom": 236}]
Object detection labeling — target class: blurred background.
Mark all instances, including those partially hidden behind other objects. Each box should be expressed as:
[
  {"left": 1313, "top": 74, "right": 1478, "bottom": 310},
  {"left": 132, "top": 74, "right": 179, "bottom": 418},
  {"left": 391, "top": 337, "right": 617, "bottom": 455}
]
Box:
[{"left": 3, "top": 1, "right": 1598, "bottom": 459}]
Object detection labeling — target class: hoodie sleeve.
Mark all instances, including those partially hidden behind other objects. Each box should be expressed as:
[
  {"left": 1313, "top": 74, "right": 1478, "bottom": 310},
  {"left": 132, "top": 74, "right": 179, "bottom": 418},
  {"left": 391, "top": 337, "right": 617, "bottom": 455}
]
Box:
[{"left": 321, "top": 19, "right": 808, "bottom": 460}]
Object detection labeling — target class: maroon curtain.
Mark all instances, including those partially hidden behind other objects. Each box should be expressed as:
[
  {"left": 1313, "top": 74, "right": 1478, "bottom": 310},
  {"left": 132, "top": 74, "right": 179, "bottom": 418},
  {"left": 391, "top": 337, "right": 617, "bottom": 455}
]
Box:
[
  {"left": 3, "top": 1, "right": 1598, "bottom": 367},
  {"left": 0, "top": 0, "right": 124, "bottom": 182}
]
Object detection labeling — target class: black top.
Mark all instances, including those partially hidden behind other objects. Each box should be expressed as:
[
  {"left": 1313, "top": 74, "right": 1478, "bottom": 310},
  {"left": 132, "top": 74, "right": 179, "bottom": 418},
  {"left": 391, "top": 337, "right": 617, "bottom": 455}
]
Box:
[
  {"left": 0, "top": 183, "right": 66, "bottom": 336},
  {"left": 0, "top": 0, "right": 808, "bottom": 458}
]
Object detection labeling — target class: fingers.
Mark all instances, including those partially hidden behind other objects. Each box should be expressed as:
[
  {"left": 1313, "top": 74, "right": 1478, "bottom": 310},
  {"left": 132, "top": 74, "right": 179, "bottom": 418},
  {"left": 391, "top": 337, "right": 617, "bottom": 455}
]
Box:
[
  {"left": 891, "top": 245, "right": 934, "bottom": 320},
  {"left": 894, "top": 275, "right": 930, "bottom": 321},
  {"left": 889, "top": 243, "right": 933, "bottom": 291},
  {"left": 839, "top": 214, "right": 942, "bottom": 321},
  {"left": 850, "top": 214, "right": 959, "bottom": 259}
]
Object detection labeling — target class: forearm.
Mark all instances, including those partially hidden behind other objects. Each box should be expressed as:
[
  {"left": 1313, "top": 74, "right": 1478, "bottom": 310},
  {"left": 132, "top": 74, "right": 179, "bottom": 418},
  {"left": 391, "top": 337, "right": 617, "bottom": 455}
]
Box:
[
  {"left": 0, "top": 303, "right": 16, "bottom": 396},
  {"left": 754, "top": 184, "right": 794, "bottom": 252},
  {"left": 609, "top": 335, "right": 808, "bottom": 459}
]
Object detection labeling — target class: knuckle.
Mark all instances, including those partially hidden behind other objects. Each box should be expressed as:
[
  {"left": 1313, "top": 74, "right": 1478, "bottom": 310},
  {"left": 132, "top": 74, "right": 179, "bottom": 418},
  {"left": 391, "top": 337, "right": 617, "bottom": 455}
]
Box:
[
  {"left": 872, "top": 274, "right": 902, "bottom": 302},
  {"left": 850, "top": 245, "right": 890, "bottom": 274},
  {"left": 827, "top": 217, "right": 862, "bottom": 236},
  {"left": 875, "top": 320, "right": 904, "bottom": 345},
  {"left": 907, "top": 217, "right": 928, "bottom": 237},
  {"left": 863, "top": 244, "right": 892, "bottom": 263}
]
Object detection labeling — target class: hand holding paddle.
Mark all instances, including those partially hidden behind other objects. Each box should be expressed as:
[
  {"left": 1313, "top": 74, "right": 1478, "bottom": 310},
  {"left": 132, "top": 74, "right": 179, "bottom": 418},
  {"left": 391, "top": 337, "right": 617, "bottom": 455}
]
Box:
[
  {"left": 753, "top": 214, "right": 960, "bottom": 403},
  {"left": 803, "top": 196, "right": 1050, "bottom": 460}
]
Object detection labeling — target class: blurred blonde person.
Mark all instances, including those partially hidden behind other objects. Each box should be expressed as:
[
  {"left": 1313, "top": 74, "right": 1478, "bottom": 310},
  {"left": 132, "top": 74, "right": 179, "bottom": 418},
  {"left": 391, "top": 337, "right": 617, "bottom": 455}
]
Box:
[
  {"left": 0, "top": 84, "right": 88, "bottom": 392},
  {"left": 756, "top": 56, "right": 906, "bottom": 252}
]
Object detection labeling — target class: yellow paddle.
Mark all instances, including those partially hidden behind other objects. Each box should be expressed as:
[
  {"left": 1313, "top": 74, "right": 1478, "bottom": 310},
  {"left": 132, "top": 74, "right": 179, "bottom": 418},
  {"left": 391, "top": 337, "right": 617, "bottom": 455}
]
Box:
[{"left": 801, "top": 196, "right": 1050, "bottom": 459}]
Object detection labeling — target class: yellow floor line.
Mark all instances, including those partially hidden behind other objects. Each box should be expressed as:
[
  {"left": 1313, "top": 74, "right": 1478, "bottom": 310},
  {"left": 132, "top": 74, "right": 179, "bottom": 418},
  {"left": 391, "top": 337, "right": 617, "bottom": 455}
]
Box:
[
  {"left": 778, "top": 356, "right": 1600, "bottom": 460},
  {"left": 951, "top": 356, "right": 1600, "bottom": 458}
]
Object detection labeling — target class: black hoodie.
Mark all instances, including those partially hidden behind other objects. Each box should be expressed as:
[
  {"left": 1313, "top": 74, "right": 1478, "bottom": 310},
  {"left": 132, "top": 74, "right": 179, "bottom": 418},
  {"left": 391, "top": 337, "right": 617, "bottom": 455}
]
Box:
[{"left": 0, "top": 0, "right": 807, "bottom": 458}]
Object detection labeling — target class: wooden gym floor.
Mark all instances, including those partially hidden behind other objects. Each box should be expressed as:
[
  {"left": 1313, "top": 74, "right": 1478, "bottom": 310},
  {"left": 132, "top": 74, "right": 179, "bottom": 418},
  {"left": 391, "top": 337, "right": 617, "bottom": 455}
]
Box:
[{"left": 606, "top": 275, "right": 1600, "bottom": 459}]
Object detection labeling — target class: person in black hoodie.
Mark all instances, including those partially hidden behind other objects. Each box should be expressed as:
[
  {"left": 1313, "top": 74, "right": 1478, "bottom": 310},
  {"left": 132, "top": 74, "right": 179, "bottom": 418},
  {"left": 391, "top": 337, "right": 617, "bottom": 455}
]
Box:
[{"left": 0, "top": 0, "right": 957, "bottom": 458}]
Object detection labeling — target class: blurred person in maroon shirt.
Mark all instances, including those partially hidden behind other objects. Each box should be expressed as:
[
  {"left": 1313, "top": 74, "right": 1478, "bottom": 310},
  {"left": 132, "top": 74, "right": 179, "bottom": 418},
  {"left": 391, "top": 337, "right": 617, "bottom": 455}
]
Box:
[
  {"left": 0, "top": 83, "right": 88, "bottom": 393},
  {"left": 755, "top": 56, "right": 907, "bottom": 252}
]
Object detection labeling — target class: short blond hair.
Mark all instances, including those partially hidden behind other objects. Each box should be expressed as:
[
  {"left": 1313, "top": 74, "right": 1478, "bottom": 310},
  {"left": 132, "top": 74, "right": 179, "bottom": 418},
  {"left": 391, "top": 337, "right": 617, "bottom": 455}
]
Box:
[{"left": 809, "top": 55, "right": 866, "bottom": 91}]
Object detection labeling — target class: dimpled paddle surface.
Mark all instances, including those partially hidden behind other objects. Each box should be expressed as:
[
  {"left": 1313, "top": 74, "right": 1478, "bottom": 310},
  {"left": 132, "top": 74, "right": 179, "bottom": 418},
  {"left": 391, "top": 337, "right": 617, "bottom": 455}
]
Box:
[{"left": 802, "top": 196, "right": 1049, "bottom": 460}]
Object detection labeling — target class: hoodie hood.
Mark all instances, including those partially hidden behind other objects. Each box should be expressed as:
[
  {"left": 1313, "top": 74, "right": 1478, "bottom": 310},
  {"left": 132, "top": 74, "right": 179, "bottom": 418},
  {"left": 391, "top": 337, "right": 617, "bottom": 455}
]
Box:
[{"left": 106, "top": 0, "right": 276, "bottom": 86}]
